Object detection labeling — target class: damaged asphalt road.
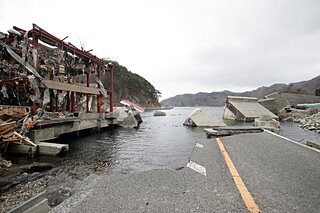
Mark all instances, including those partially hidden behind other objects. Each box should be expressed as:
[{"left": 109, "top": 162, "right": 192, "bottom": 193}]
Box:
[{"left": 52, "top": 132, "right": 320, "bottom": 213}]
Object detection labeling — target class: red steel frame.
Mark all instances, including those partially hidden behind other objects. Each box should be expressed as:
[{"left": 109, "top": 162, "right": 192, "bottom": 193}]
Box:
[{"left": 27, "top": 24, "right": 113, "bottom": 113}]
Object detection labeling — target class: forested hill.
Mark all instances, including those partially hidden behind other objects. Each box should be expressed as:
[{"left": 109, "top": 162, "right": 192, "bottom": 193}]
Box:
[
  {"left": 160, "top": 75, "right": 320, "bottom": 107},
  {"left": 103, "top": 61, "right": 161, "bottom": 107}
]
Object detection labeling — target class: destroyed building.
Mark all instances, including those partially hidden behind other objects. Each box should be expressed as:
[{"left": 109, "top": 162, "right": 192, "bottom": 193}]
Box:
[
  {"left": 0, "top": 24, "right": 113, "bottom": 113},
  {"left": 0, "top": 24, "right": 114, "bottom": 155}
]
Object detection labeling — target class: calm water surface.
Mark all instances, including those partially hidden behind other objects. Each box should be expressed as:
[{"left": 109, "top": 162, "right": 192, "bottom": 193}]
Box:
[{"left": 63, "top": 107, "right": 223, "bottom": 173}]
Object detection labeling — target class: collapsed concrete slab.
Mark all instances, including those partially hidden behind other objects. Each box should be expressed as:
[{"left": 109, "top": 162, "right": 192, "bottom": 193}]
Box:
[
  {"left": 153, "top": 110, "right": 166, "bottom": 116},
  {"left": 223, "top": 96, "right": 278, "bottom": 122},
  {"left": 184, "top": 108, "right": 226, "bottom": 127},
  {"left": 259, "top": 92, "right": 320, "bottom": 115},
  {"left": 7, "top": 142, "right": 69, "bottom": 156},
  {"left": 113, "top": 107, "right": 142, "bottom": 128},
  {"left": 254, "top": 115, "right": 280, "bottom": 129}
]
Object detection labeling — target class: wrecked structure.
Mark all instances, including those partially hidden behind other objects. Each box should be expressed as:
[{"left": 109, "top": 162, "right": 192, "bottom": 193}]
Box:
[
  {"left": 0, "top": 24, "right": 115, "bottom": 155},
  {"left": 223, "top": 96, "right": 278, "bottom": 122}
]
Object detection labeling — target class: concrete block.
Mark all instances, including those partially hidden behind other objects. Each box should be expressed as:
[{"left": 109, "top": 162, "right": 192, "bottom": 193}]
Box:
[
  {"left": 7, "top": 191, "right": 49, "bottom": 213},
  {"left": 31, "top": 127, "right": 55, "bottom": 142}
]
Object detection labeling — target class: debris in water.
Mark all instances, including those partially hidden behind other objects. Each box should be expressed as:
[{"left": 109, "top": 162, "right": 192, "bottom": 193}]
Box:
[{"left": 183, "top": 108, "right": 226, "bottom": 127}]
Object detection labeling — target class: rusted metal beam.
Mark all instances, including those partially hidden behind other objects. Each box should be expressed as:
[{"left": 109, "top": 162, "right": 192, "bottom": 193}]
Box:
[
  {"left": 13, "top": 26, "right": 27, "bottom": 35},
  {"left": 108, "top": 64, "right": 114, "bottom": 112},
  {"left": 31, "top": 24, "right": 106, "bottom": 65},
  {"left": 97, "top": 66, "right": 102, "bottom": 113}
]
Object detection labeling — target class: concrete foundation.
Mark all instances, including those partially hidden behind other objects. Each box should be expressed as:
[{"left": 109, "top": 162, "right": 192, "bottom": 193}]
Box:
[{"left": 30, "top": 112, "right": 115, "bottom": 143}]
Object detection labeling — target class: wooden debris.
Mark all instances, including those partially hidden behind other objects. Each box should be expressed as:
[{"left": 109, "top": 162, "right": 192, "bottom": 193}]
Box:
[
  {"left": 13, "top": 132, "right": 37, "bottom": 147},
  {"left": 0, "top": 119, "right": 37, "bottom": 154},
  {"left": 0, "top": 120, "right": 16, "bottom": 139}
]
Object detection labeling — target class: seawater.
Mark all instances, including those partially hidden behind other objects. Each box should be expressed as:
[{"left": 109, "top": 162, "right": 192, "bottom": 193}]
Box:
[{"left": 61, "top": 107, "right": 220, "bottom": 173}]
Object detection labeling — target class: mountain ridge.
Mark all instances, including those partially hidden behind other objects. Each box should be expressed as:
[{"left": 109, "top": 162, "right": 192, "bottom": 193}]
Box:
[{"left": 160, "top": 75, "right": 320, "bottom": 107}]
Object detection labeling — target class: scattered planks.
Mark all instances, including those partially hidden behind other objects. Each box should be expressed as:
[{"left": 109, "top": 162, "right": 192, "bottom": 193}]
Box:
[
  {"left": 0, "top": 121, "right": 16, "bottom": 140},
  {"left": 0, "top": 120, "right": 37, "bottom": 150},
  {"left": 13, "top": 132, "right": 37, "bottom": 147},
  {"left": 0, "top": 117, "right": 70, "bottom": 156}
]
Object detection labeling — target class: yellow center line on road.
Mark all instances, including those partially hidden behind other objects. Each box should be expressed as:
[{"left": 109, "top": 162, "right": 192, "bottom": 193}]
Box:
[{"left": 216, "top": 138, "right": 261, "bottom": 213}]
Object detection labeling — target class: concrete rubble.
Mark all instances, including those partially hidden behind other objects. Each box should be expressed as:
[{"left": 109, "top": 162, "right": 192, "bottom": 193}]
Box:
[
  {"left": 184, "top": 108, "right": 226, "bottom": 127},
  {"left": 153, "top": 110, "right": 166, "bottom": 116},
  {"left": 204, "top": 126, "right": 275, "bottom": 138},
  {"left": 113, "top": 106, "right": 142, "bottom": 128},
  {"left": 223, "top": 96, "right": 278, "bottom": 122},
  {"left": 254, "top": 115, "right": 280, "bottom": 129},
  {"left": 0, "top": 156, "right": 12, "bottom": 167},
  {"left": 296, "top": 111, "right": 320, "bottom": 133},
  {"left": 114, "top": 99, "right": 143, "bottom": 128},
  {"left": 264, "top": 93, "right": 320, "bottom": 134}
]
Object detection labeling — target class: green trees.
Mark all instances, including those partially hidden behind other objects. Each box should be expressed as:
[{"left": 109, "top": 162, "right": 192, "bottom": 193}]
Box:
[{"left": 106, "top": 61, "right": 160, "bottom": 107}]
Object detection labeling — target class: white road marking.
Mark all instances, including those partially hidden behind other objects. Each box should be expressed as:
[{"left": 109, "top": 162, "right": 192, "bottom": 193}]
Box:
[
  {"left": 186, "top": 161, "right": 206, "bottom": 176},
  {"left": 195, "top": 143, "right": 204, "bottom": 148},
  {"left": 264, "top": 130, "right": 320, "bottom": 154}
]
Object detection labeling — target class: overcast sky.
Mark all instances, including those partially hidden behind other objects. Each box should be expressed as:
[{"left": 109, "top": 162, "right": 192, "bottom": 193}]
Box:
[{"left": 1, "top": 0, "right": 319, "bottom": 100}]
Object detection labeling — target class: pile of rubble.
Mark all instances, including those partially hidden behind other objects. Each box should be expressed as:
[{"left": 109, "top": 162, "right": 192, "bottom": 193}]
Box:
[
  {"left": 279, "top": 107, "right": 320, "bottom": 133},
  {"left": 296, "top": 111, "right": 320, "bottom": 133},
  {"left": 0, "top": 156, "right": 12, "bottom": 167},
  {"left": 0, "top": 113, "right": 38, "bottom": 155}
]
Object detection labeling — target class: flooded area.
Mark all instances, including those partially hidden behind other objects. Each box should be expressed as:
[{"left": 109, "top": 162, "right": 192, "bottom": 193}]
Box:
[
  {"left": 10, "top": 107, "right": 214, "bottom": 173},
  {"left": 1, "top": 107, "right": 319, "bottom": 211},
  {"left": 279, "top": 122, "right": 320, "bottom": 144}
]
